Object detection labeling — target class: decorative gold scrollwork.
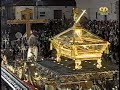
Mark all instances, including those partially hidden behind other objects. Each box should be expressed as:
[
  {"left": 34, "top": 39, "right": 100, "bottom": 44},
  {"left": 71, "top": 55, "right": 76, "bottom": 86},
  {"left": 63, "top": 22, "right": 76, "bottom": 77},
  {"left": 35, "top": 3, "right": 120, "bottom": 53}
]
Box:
[
  {"left": 99, "top": 7, "right": 108, "bottom": 12},
  {"left": 99, "top": 7, "right": 109, "bottom": 15}
]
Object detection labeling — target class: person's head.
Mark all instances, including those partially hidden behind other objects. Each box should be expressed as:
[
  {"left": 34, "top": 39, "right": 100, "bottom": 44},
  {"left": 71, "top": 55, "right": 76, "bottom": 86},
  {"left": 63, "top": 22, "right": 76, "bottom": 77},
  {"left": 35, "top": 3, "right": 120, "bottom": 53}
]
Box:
[
  {"left": 30, "top": 30, "right": 33, "bottom": 35},
  {"left": 32, "top": 30, "right": 38, "bottom": 37}
]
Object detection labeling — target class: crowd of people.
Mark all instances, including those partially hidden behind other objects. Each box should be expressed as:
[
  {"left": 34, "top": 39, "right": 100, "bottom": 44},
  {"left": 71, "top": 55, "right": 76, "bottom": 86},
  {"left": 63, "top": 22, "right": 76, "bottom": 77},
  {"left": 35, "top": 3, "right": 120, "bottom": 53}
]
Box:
[
  {"left": 1, "top": 18, "right": 119, "bottom": 64},
  {"left": 31, "top": 19, "right": 74, "bottom": 57},
  {"left": 31, "top": 19, "right": 119, "bottom": 65},
  {"left": 82, "top": 20, "right": 119, "bottom": 65}
]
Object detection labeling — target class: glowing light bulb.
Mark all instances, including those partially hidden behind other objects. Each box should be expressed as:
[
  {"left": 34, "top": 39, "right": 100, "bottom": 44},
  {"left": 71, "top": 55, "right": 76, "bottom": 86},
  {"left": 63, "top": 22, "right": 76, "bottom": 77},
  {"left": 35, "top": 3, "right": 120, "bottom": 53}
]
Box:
[
  {"left": 31, "top": 63, "right": 34, "bottom": 66},
  {"left": 34, "top": 72, "right": 38, "bottom": 76}
]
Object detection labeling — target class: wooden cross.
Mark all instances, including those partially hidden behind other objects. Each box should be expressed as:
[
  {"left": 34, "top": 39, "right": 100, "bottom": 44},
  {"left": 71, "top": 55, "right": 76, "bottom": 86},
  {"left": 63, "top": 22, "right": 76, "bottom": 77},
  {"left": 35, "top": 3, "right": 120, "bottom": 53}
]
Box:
[{"left": 7, "top": 8, "right": 48, "bottom": 38}]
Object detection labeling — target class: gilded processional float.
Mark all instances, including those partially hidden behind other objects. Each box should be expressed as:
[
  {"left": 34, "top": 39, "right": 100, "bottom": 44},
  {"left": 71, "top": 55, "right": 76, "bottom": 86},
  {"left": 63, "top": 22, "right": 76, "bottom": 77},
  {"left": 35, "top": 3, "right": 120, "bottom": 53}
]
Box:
[{"left": 50, "top": 9, "right": 110, "bottom": 69}]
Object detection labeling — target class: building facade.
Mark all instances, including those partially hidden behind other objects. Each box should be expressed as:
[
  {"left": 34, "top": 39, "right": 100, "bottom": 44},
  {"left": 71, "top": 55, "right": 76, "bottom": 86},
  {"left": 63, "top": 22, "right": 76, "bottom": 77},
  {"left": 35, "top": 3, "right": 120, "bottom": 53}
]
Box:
[
  {"left": 75, "top": 0, "right": 119, "bottom": 20},
  {"left": 1, "top": 0, "right": 76, "bottom": 20}
]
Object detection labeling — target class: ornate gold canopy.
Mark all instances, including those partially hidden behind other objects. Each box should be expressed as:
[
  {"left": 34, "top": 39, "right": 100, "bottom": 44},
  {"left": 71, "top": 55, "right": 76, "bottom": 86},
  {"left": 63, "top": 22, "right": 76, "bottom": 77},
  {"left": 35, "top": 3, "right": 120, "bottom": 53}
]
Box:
[{"left": 50, "top": 9, "right": 110, "bottom": 69}]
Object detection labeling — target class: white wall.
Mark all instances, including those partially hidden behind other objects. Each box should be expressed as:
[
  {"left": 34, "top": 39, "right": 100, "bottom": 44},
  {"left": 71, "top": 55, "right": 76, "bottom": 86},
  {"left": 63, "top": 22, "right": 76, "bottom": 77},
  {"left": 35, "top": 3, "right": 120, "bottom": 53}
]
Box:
[
  {"left": 15, "top": 6, "right": 74, "bottom": 20},
  {"left": 15, "top": 6, "right": 35, "bottom": 20},
  {"left": 75, "top": 0, "right": 118, "bottom": 20},
  {"left": 37, "top": 6, "right": 74, "bottom": 19},
  {"left": 14, "top": 0, "right": 118, "bottom": 20},
  {"left": 75, "top": 0, "right": 92, "bottom": 19}
]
